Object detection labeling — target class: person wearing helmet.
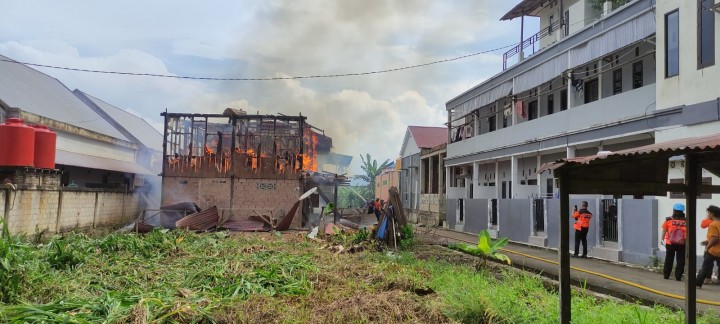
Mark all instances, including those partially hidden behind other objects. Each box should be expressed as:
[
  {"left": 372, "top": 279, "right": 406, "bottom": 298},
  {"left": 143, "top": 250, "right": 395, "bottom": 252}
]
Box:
[
  {"left": 697, "top": 205, "right": 720, "bottom": 288},
  {"left": 661, "top": 203, "right": 687, "bottom": 280}
]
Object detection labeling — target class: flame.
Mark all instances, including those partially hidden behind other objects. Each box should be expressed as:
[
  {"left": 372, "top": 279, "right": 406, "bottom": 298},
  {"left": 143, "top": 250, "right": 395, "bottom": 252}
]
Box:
[
  {"left": 301, "top": 128, "right": 319, "bottom": 172},
  {"left": 204, "top": 145, "right": 214, "bottom": 155}
]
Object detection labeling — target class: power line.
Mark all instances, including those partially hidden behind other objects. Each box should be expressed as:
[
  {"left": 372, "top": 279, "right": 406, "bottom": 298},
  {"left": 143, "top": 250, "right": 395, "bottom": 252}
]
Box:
[{"left": 0, "top": 43, "right": 517, "bottom": 81}]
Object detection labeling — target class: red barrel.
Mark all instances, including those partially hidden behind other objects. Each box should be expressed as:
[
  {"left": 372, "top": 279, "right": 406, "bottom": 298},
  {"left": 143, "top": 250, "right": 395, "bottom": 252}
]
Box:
[
  {"left": 32, "top": 125, "right": 57, "bottom": 169},
  {"left": 0, "top": 118, "right": 35, "bottom": 167}
]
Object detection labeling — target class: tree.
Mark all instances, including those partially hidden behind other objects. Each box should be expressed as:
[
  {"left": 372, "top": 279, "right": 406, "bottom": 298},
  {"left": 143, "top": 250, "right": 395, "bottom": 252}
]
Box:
[{"left": 356, "top": 153, "right": 390, "bottom": 198}]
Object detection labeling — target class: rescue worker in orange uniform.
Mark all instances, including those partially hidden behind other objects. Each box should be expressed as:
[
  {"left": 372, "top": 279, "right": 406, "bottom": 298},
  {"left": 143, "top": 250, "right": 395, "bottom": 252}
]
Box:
[
  {"left": 697, "top": 205, "right": 720, "bottom": 288},
  {"left": 660, "top": 203, "right": 686, "bottom": 281},
  {"left": 572, "top": 201, "right": 592, "bottom": 258}
]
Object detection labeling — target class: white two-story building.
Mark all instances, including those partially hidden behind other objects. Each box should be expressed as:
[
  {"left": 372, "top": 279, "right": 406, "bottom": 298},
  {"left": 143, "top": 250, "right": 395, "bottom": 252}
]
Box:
[{"left": 442, "top": 0, "right": 720, "bottom": 265}]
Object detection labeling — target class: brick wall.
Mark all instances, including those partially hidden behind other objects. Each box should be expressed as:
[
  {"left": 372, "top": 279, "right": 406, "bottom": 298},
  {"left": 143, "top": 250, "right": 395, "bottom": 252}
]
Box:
[
  {"left": 162, "top": 177, "right": 302, "bottom": 228},
  {"left": 1, "top": 188, "right": 141, "bottom": 235}
]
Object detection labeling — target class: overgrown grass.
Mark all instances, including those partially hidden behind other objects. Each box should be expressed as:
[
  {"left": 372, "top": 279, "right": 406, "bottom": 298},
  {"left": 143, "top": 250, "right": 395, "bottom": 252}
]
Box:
[{"left": 1, "top": 223, "right": 718, "bottom": 323}]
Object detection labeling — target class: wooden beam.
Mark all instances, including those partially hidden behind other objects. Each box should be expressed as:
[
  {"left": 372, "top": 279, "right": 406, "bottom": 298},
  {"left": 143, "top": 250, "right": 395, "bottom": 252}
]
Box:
[
  {"left": 685, "top": 154, "right": 698, "bottom": 324},
  {"left": 558, "top": 170, "right": 571, "bottom": 324}
]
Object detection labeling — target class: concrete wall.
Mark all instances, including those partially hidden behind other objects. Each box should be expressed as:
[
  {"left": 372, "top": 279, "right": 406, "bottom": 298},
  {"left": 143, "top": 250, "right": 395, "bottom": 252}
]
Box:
[
  {"left": 446, "top": 198, "right": 456, "bottom": 229},
  {"left": 3, "top": 187, "right": 139, "bottom": 235},
  {"left": 464, "top": 199, "right": 488, "bottom": 234},
  {"left": 162, "top": 177, "right": 301, "bottom": 228},
  {"left": 547, "top": 199, "right": 561, "bottom": 248},
  {"left": 498, "top": 199, "right": 532, "bottom": 243},
  {"left": 621, "top": 199, "right": 658, "bottom": 265},
  {"left": 375, "top": 169, "right": 398, "bottom": 201}
]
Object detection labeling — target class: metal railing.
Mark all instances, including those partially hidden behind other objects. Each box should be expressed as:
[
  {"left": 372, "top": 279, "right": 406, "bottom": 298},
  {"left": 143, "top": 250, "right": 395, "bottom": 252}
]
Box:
[
  {"left": 503, "top": 19, "right": 563, "bottom": 70},
  {"left": 601, "top": 199, "right": 619, "bottom": 242}
]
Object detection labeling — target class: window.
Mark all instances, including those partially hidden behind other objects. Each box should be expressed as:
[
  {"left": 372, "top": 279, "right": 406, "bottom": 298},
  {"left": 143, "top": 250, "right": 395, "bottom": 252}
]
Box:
[
  {"left": 699, "top": 0, "right": 715, "bottom": 68},
  {"left": 613, "top": 69, "right": 623, "bottom": 95},
  {"left": 665, "top": 10, "right": 680, "bottom": 77},
  {"left": 502, "top": 114, "right": 509, "bottom": 128},
  {"left": 560, "top": 89, "right": 568, "bottom": 111},
  {"left": 528, "top": 101, "right": 538, "bottom": 120},
  {"left": 633, "top": 61, "right": 644, "bottom": 89},
  {"left": 584, "top": 79, "right": 599, "bottom": 103},
  {"left": 488, "top": 115, "right": 497, "bottom": 132},
  {"left": 547, "top": 94, "right": 555, "bottom": 115}
]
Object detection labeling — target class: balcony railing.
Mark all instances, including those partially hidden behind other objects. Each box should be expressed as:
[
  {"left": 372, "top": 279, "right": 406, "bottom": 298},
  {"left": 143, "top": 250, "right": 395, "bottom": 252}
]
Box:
[{"left": 503, "top": 19, "right": 563, "bottom": 70}]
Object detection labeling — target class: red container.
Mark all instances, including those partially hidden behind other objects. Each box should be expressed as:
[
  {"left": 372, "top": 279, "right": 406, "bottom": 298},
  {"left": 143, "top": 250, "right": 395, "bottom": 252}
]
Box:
[
  {"left": 32, "top": 125, "right": 57, "bottom": 169},
  {"left": 0, "top": 118, "right": 35, "bottom": 167}
]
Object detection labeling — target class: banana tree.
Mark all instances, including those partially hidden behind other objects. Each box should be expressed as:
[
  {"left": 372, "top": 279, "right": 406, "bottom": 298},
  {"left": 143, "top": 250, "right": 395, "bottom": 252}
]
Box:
[{"left": 450, "top": 230, "right": 511, "bottom": 266}]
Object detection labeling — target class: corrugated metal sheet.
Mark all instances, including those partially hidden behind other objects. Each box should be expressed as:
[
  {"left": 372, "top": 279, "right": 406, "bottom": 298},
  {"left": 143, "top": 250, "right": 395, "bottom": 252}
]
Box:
[
  {"left": 539, "top": 133, "right": 720, "bottom": 173},
  {"left": 56, "top": 150, "right": 155, "bottom": 175},
  {"left": 0, "top": 55, "right": 129, "bottom": 140},
  {"left": 74, "top": 90, "right": 162, "bottom": 152},
  {"left": 175, "top": 206, "right": 219, "bottom": 231}
]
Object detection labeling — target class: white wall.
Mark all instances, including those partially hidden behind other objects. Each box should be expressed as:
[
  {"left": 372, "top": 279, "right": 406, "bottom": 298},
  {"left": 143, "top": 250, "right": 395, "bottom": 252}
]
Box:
[
  {"left": 56, "top": 131, "right": 136, "bottom": 163},
  {"left": 400, "top": 133, "right": 420, "bottom": 158},
  {"left": 657, "top": 0, "right": 720, "bottom": 110}
]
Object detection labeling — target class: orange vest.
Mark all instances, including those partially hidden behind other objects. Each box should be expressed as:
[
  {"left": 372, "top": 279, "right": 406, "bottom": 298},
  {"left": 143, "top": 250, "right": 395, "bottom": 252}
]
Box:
[
  {"left": 573, "top": 210, "right": 592, "bottom": 230},
  {"left": 662, "top": 219, "right": 687, "bottom": 245}
]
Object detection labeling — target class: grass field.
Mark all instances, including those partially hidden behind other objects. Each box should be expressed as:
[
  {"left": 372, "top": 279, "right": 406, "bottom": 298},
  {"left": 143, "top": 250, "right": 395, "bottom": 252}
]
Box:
[{"left": 0, "top": 226, "right": 718, "bottom": 323}]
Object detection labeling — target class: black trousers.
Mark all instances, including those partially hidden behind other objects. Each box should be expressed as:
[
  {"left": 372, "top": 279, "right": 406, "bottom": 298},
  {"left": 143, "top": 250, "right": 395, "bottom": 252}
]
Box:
[
  {"left": 574, "top": 227, "right": 589, "bottom": 257},
  {"left": 663, "top": 243, "right": 685, "bottom": 280},
  {"left": 697, "top": 252, "right": 720, "bottom": 287}
]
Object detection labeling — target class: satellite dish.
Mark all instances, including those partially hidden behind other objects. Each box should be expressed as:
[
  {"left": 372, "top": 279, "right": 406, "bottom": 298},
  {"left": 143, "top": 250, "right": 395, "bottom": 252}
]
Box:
[{"left": 299, "top": 187, "right": 318, "bottom": 200}]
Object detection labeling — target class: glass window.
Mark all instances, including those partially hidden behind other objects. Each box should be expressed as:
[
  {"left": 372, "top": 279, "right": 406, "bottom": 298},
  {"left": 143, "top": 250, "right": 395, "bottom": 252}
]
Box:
[
  {"left": 560, "top": 89, "right": 568, "bottom": 111},
  {"left": 528, "top": 101, "right": 538, "bottom": 120},
  {"left": 632, "top": 61, "right": 644, "bottom": 89},
  {"left": 699, "top": 0, "right": 715, "bottom": 68},
  {"left": 488, "top": 115, "right": 496, "bottom": 132},
  {"left": 547, "top": 94, "right": 555, "bottom": 115},
  {"left": 613, "top": 69, "right": 623, "bottom": 95},
  {"left": 665, "top": 10, "right": 680, "bottom": 77}
]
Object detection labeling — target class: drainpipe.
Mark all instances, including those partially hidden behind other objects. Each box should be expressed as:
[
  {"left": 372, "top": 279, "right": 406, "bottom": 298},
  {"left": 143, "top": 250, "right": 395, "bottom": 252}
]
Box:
[{"left": 519, "top": 13, "right": 525, "bottom": 62}]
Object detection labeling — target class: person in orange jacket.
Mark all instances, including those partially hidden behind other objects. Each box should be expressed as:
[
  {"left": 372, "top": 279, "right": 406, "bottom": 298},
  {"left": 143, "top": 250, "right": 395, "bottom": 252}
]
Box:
[
  {"left": 572, "top": 201, "right": 592, "bottom": 258},
  {"left": 697, "top": 205, "right": 720, "bottom": 288},
  {"left": 700, "top": 209, "right": 720, "bottom": 283},
  {"left": 660, "top": 203, "right": 686, "bottom": 281}
]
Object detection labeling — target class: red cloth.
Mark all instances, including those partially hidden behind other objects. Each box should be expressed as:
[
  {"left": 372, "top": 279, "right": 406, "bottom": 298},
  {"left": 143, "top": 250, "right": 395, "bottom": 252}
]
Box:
[{"left": 515, "top": 100, "right": 526, "bottom": 119}]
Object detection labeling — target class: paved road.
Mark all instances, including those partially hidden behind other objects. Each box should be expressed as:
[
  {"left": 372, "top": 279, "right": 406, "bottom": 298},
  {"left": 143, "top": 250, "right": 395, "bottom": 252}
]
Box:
[{"left": 421, "top": 228, "right": 720, "bottom": 312}]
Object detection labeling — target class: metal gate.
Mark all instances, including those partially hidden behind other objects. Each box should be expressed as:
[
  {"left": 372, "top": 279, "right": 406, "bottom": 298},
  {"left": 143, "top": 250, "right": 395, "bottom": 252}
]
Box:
[
  {"left": 533, "top": 199, "right": 545, "bottom": 232},
  {"left": 491, "top": 199, "right": 498, "bottom": 226},
  {"left": 601, "top": 199, "right": 618, "bottom": 242}
]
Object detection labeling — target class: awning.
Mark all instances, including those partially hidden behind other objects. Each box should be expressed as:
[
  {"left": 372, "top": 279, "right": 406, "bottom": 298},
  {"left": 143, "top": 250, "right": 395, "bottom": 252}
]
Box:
[
  {"left": 56, "top": 150, "right": 156, "bottom": 175},
  {"left": 501, "top": 0, "right": 545, "bottom": 21},
  {"left": 538, "top": 133, "right": 720, "bottom": 175}
]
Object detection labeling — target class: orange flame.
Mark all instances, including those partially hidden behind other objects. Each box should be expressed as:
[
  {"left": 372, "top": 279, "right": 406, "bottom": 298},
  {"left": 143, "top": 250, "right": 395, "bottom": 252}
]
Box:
[
  {"left": 301, "top": 129, "right": 319, "bottom": 172},
  {"left": 204, "top": 145, "right": 214, "bottom": 155}
]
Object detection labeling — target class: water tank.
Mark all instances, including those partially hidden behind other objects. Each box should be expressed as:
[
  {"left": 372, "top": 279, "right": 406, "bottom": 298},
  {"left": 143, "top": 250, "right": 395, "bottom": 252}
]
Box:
[
  {"left": 0, "top": 118, "right": 35, "bottom": 167},
  {"left": 33, "top": 125, "right": 57, "bottom": 169}
]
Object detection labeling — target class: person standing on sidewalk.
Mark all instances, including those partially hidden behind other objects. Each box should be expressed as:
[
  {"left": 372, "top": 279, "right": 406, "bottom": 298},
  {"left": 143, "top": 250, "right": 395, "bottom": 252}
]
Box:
[
  {"left": 660, "top": 203, "right": 686, "bottom": 281},
  {"left": 697, "top": 205, "right": 720, "bottom": 288},
  {"left": 572, "top": 201, "right": 592, "bottom": 258}
]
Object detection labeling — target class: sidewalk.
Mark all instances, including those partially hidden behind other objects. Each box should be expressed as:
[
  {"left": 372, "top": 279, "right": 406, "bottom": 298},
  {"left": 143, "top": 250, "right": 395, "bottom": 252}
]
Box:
[{"left": 422, "top": 228, "right": 720, "bottom": 312}]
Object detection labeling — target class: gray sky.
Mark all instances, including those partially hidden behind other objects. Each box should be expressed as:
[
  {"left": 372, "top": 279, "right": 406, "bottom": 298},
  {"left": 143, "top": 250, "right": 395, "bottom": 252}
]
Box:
[{"left": 0, "top": 0, "right": 537, "bottom": 175}]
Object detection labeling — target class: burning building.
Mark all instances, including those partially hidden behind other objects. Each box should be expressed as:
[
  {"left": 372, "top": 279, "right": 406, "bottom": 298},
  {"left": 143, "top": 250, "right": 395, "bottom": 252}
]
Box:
[{"left": 160, "top": 109, "right": 330, "bottom": 229}]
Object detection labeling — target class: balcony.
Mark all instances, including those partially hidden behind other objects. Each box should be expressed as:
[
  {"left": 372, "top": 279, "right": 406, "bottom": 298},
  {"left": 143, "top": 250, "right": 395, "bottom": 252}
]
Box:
[
  {"left": 503, "top": 19, "right": 563, "bottom": 70},
  {"left": 447, "top": 85, "right": 656, "bottom": 159}
]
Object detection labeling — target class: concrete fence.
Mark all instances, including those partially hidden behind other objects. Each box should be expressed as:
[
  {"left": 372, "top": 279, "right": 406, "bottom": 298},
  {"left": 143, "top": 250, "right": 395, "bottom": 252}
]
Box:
[
  {"left": 446, "top": 197, "right": 659, "bottom": 267},
  {"left": 2, "top": 185, "right": 141, "bottom": 235}
]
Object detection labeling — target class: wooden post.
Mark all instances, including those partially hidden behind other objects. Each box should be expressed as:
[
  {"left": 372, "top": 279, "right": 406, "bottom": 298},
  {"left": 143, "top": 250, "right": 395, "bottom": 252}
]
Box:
[
  {"left": 558, "top": 169, "right": 571, "bottom": 324},
  {"left": 92, "top": 192, "right": 99, "bottom": 228},
  {"left": 333, "top": 178, "right": 339, "bottom": 224},
  {"left": 55, "top": 189, "right": 64, "bottom": 233},
  {"left": 685, "top": 154, "right": 698, "bottom": 324}
]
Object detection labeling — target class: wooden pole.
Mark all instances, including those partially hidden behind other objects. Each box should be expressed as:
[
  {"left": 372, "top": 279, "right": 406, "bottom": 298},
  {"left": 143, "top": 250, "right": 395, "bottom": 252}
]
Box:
[
  {"left": 685, "top": 154, "right": 698, "bottom": 324},
  {"left": 558, "top": 169, "right": 571, "bottom": 324}
]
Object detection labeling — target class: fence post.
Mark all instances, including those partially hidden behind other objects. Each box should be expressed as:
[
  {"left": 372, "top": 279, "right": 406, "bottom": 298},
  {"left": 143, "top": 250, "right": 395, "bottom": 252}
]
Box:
[
  {"left": 55, "top": 189, "right": 63, "bottom": 233},
  {"left": 92, "top": 192, "right": 99, "bottom": 228},
  {"left": 3, "top": 188, "right": 10, "bottom": 225}
]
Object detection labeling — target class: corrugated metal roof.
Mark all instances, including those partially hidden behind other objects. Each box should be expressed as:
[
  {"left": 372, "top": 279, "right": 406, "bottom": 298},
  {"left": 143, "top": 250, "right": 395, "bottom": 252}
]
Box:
[
  {"left": 501, "top": 0, "right": 545, "bottom": 21},
  {"left": 56, "top": 150, "right": 155, "bottom": 175},
  {"left": 408, "top": 126, "right": 447, "bottom": 149},
  {"left": 0, "top": 55, "right": 129, "bottom": 140},
  {"left": 538, "top": 133, "right": 720, "bottom": 173},
  {"left": 74, "top": 90, "right": 162, "bottom": 152}
]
